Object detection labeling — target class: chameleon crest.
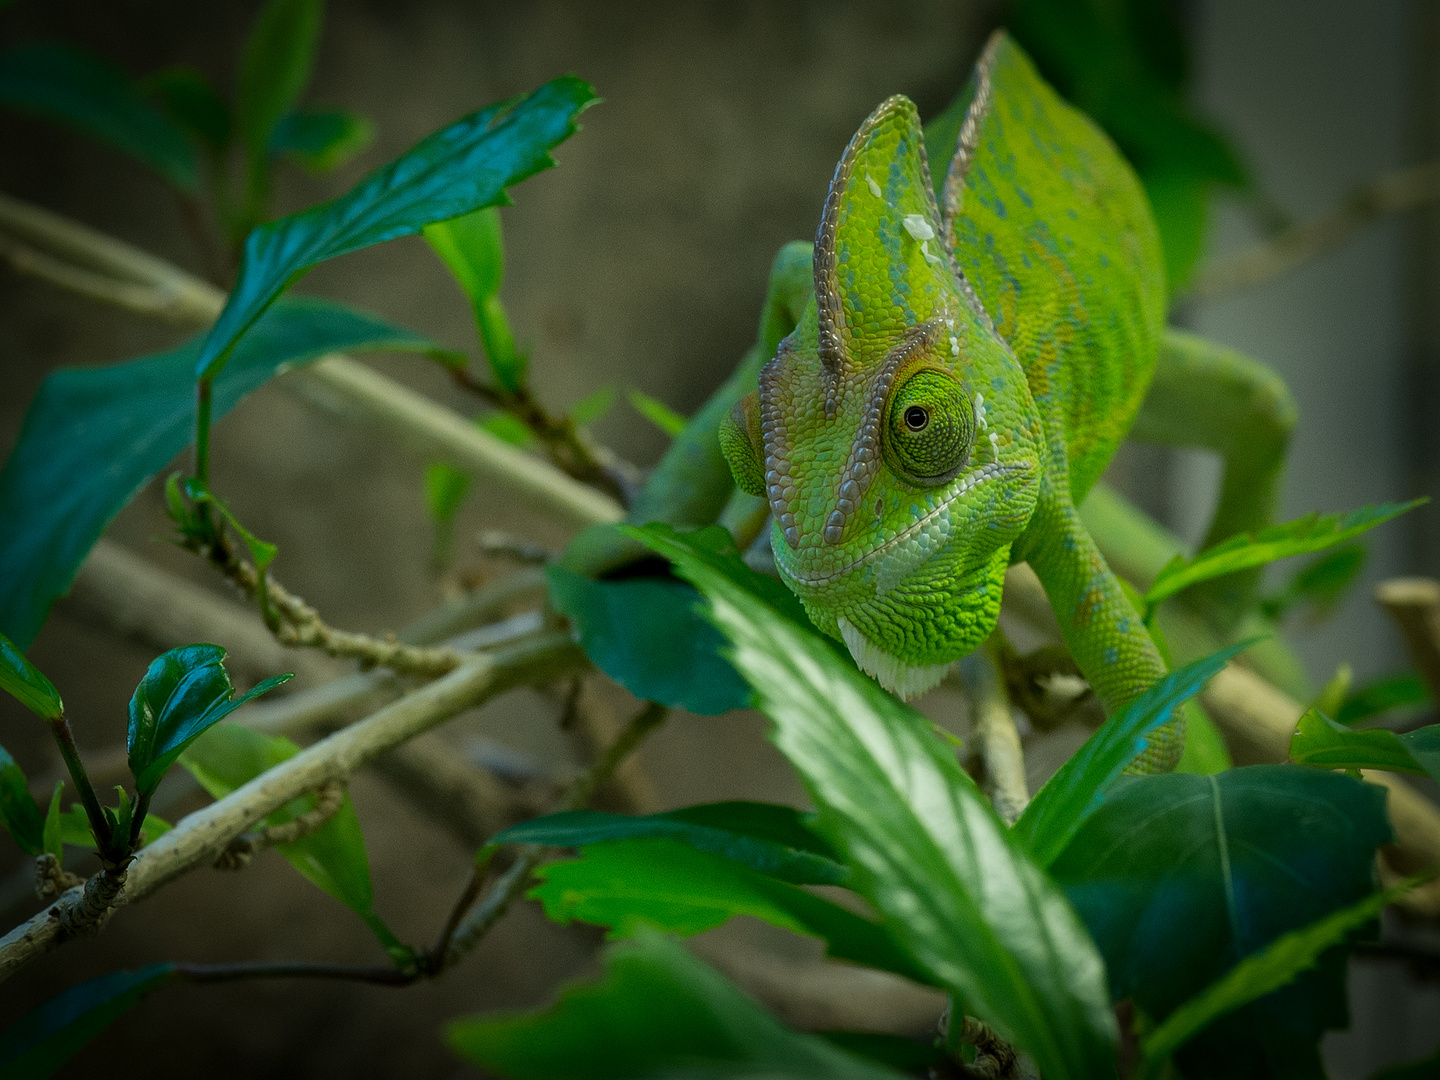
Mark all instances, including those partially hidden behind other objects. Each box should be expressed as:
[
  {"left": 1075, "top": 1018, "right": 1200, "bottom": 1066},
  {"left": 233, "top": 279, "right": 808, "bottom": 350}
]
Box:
[{"left": 723, "top": 92, "right": 1045, "bottom": 697}]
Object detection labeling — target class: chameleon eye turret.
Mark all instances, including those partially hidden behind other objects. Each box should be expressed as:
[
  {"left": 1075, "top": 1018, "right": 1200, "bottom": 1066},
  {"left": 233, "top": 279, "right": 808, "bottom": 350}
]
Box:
[{"left": 884, "top": 368, "right": 973, "bottom": 484}]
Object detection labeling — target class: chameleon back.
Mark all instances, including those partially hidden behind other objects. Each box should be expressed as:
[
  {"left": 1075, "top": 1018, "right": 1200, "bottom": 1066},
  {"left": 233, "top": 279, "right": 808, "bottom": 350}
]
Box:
[{"left": 939, "top": 33, "right": 1166, "bottom": 503}]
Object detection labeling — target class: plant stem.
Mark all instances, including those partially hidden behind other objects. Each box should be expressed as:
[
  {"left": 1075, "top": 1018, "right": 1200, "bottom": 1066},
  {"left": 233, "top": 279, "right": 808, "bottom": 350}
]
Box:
[
  {"left": 45, "top": 715, "right": 112, "bottom": 855},
  {"left": 126, "top": 788, "right": 155, "bottom": 856},
  {"left": 194, "top": 378, "right": 213, "bottom": 487},
  {"left": 174, "top": 960, "right": 416, "bottom": 986}
]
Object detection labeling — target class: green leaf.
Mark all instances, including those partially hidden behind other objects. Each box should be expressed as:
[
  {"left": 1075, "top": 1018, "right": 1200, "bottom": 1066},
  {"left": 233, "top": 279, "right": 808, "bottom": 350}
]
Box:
[
  {"left": 531, "top": 839, "right": 924, "bottom": 982},
  {"left": 1290, "top": 709, "right": 1440, "bottom": 784},
  {"left": 423, "top": 207, "right": 526, "bottom": 392},
  {"left": 126, "top": 644, "right": 290, "bottom": 793},
  {"left": 1142, "top": 501, "right": 1424, "bottom": 609},
  {"left": 447, "top": 929, "right": 904, "bottom": 1080},
  {"left": 570, "top": 384, "right": 616, "bottom": 427},
  {"left": 196, "top": 76, "right": 597, "bottom": 380},
  {"left": 42, "top": 783, "right": 63, "bottom": 860},
  {"left": 1260, "top": 544, "right": 1367, "bottom": 622},
  {"left": 55, "top": 804, "right": 170, "bottom": 849},
  {"left": 1338, "top": 671, "right": 1431, "bottom": 726},
  {"left": 140, "top": 65, "right": 231, "bottom": 154},
  {"left": 237, "top": 0, "right": 323, "bottom": 153},
  {"left": 0, "top": 964, "right": 178, "bottom": 1080},
  {"left": 0, "top": 44, "right": 198, "bottom": 191},
  {"left": 628, "top": 388, "right": 687, "bottom": 438},
  {"left": 270, "top": 107, "right": 373, "bottom": 172},
  {"left": 1050, "top": 766, "right": 1391, "bottom": 1078},
  {"left": 1013, "top": 640, "right": 1252, "bottom": 869},
  {"left": 1140, "top": 879, "right": 1419, "bottom": 1068},
  {"left": 0, "top": 743, "right": 44, "bottom": 856},
  {"left": 424, "top": 462, "right": 471, "bottom": 525},
  {"left": 180, "top": 722, "right": 403, "bottom": 958},
  {"left": 630, "top": 526, "right": 1118, "bottom": 1080},
  {"left": 178, "top": 479, "right": 278, "bottom": 576},
  {"left": 0, "top": 296, "right": 458, "bottom": 649},
  {"left": 493, "top": 801, "right": 848, "bottom": 885},
  {"left": 480, "top": 411, "right": 535, "bottom": 447},
  {"left": 0, "top": 631, "right": 63, "bottom": 719}
]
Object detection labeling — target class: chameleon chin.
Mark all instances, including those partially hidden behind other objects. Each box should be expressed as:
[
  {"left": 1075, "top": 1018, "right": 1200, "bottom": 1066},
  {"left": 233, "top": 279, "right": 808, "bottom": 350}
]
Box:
[{"left": 720, "top": 31, "right": 1184, "bottom": 769}]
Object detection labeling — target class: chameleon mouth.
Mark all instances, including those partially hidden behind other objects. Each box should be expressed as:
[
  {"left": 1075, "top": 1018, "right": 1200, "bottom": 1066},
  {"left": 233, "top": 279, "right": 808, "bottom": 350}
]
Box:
[{"left": 779, "top": 459, "right": 1022, "bottom": 588}]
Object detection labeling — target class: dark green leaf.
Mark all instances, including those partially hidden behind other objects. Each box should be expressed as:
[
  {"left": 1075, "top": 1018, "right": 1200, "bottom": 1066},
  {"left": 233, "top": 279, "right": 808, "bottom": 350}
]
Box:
[
  {"left": 1143, "top": 501, "right": 1424, "bottom": 609},
  {"left": 1338, "top": 671, "right": 1431, "bottom": 726},
  {"left": 196, "top": 76, "right": 596, "bottom": 380},
  {"left": 1050, "top": 766, "right": 1391, "bottom": 1078},
  {"left": 237, "top": 0, "right": 323, "bottom": 152},
  {"left": 1261, "top": 544, "right": 1367, "bottom": 622},
  {"left": 530, "top": 839, "right": 924, "bottom": 982},
  {"left": 0, "top": 44, "right": 198, "bottom": 190},
  {"left": 1141, "top": 879, "right": 1419, "bottom": 1067},
  {"left": 631, "top": 525, "right": 1118, "bottom": 1080},
  {"left": 270, "top": 107, "right": 373, "bottom": 172},
  {"left": 423, "top": 207, "right": 526, "bottom": 392},
  {"left": 0, "top": 296, "right": 458, "bottom": 649},
  {"left": 0, "top": 743, "right": 44, "bottom": 856},
  {"left": 0, "top": 632, "right": 63, "bottom": 718},
  {"left": 1290, "top": 709, "right": 1440, "bottom": 784},
  {"left": 447, "top": 929, "right": 904, "bottom": 1080},
  {"left": 570, "top": 384, "right": 616, "bottom": 427},
  {"left": 494, "top": 801, "right": 847, "bottom": 885},
  {"left": 546, "top": 564, "right": 751, "bottom": 715},
  {"left": 180, "top": 722, "right": 404, "bottom": 957},
  {"left": 628, "top": 388, "right": 687, "bottom": 438},
  {"left": 126, "top": 644, "right": 290, "bottom": 793},
  {"left": 0, "top": 964, "right": 177, "bottom": 1080},
  {"left": 42, "top": 783, "right": 63, "bottom": 860},
  {"left": 1014, "top": 641, "right": 1252, "bottom": 868},
  {"left": 140, "top": 65, "right": 231, "bottom": 153}
]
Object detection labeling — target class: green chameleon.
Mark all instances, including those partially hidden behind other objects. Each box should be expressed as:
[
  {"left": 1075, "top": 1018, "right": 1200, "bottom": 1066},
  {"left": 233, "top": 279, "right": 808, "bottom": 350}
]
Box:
[{"left": 712, "top": 32, "right": 1293, "bottom": 770}]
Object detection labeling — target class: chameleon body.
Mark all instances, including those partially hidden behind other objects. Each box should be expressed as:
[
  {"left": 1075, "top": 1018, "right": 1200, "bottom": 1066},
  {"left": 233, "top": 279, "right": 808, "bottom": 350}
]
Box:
[{"left": 720, "top": 33, "right": 1180, "bottom": 763}]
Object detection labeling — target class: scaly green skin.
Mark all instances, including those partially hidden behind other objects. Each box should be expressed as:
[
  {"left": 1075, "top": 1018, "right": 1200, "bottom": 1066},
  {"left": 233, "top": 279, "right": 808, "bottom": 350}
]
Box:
[{"left": 720, "top": 33, "right": 1180, "bottom": 765}]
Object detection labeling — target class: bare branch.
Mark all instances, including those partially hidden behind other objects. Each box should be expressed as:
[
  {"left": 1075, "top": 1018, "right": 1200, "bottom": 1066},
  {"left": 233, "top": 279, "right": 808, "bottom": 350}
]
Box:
[
  {"left": 1374, "top": 577, "right": 1440, "bottom": 705},
  {"left": 959, "top": 645, "right": 1030, "bottom": 825}
]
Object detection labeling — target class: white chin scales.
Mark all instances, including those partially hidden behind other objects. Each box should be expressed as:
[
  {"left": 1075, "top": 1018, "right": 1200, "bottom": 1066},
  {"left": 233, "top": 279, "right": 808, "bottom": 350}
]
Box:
[{"left": 837, "top": 616, "right": 952, "bottom": 700}]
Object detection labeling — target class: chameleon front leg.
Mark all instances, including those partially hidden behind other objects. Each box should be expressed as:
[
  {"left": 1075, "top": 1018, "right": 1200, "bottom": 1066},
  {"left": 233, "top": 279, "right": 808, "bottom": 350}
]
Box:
[
  {"left": 1128, "top": 328, "right": 1297, "bottom": 631},
  {"left": 1016, "top": 479, "right": 1178, "bottom": 771}
]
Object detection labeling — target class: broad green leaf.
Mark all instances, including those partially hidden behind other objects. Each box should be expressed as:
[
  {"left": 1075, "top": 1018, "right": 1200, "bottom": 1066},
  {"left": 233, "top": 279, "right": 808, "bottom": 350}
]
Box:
[
  {"left": 0, "top": 632, "right": 63, "bottom": 719},
  {"left": 237, "top": 0, "right": 323, "bottom": 153},
  {"left": 1143, "top": 501, "right": 1423, "bottom": 609},
  {"left": 631, "top": 525, "right": 1118, "bottom": 1080},
  {"left": 494, "top": 801, "right": 848, "bottom": 885},
  {"left": 270, "top": 107, "right": 373, "bottom": 172},
  {"left": 1290, "top": 709, "right": 1440, "bottom": 785},
  {"left": 1013, "top": 640, "right": 1252, "bottom": 868},
  {"left": 423, "top": 207, "right": 526, "bottom": 392},
  {"left": 424, "top": 462, "right": 471, "bottom": 525},
  {"left": 55, "top": 804, "right": 170, "bottom": 850},
  {"left": 530, "top": 839, "right": 925, "bottom": 982},
  {"left": 0, "top": 743, "right": 44, "bottom": 856},
  {"left": 1050, "top": 766, "right": 1391, "bottom": 1078},
  {"left": 570, "top": 384, "right": 616, "bottom": 427},
  {"left": 1338, "top": 671, "right": 1430, "bottom": 726},
  {"left": 126, "top": 644, "right": 290, "bottom": 793},
  {"left": 0, "top": 297, "right": 458, "bottom": 649},
  {"left": 0, "top": 964, "right": 178, "bottom": 1080},
  {"left": 546, "top": 564, "right": 751, "bottom": 715},
  {"left": 196, "top": 76, "right": 596, "bottom": 380},
  {"left": 1141, "top": 879, "right": 1418, "bottom": 1068},
  {"left": 0, "top": 44, "right": 198, "bottom": 190},
  {"left": 141, "top": 65, "right": 231, "bottom": 154},
  {"left": 448, "top": 929, "right": 904, "bottom": 1080},
  {"left": 180, "top": 722, "right": 404, "bottom": 958},
  {"left": 628, "top": 388, "right": 687, "bottom": 438},
  {"left": 1174, "top": 701, "right": 1233, "bottom": 776}
]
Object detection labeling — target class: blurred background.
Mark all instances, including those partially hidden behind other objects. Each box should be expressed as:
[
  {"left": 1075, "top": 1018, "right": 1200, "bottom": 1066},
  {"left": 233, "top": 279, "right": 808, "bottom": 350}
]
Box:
[{"left": 0, "top": 1, "right": 1437, "bottom": 1076}]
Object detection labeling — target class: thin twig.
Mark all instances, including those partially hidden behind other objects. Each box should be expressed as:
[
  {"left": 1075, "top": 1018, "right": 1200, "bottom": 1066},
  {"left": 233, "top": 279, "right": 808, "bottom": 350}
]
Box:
[
  {"left": 958, "top": 645, "right": 1029, "bottom": 826},
  {"left": 214, "top": 780, "right": 347, "bottom": 870},
  {"left": 173, "top": 959, "right": 416, "bottom": 986},
  {"left": 1187, "top": 160, "right": 1440, "bottom": 299}
]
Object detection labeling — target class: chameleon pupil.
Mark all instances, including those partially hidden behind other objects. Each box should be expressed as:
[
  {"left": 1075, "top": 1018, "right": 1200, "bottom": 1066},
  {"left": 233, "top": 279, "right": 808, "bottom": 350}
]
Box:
[{"left": 884, "top": 368, "right": 974, "bottom": 484}]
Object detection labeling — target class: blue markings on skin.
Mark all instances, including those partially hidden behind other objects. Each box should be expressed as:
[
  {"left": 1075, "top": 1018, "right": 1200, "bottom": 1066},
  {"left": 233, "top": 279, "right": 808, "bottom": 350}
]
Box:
[
  {"left": 991, "top": 376, "right": 1006, "bottom": 391},
  {"left": 1118, "top": 617, "right": 1130, "bottom": 635},
  {"left": 1015, "top": 186, "right": 1034, "bottom": 209},
  {"left": 1103, "top": 646, "right": 1119, "bottom": 665}
]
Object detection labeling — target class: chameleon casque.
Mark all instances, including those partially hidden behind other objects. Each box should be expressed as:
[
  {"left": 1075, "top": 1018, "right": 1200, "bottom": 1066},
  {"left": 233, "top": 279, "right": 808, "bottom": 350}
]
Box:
[{"left": 719, "top": 32, "right": 1208, "bottom": 770}]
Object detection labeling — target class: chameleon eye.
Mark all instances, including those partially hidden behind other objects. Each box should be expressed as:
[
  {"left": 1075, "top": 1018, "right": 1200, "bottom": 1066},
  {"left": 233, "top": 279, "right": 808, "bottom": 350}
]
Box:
[{"left": 884, "top": 369, "right": 973, "bottom": 484}]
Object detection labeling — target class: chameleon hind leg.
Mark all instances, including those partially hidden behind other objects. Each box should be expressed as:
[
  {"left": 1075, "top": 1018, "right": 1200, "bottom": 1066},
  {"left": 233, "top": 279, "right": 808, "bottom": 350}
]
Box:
[
  {"left": 1016, "top": 478, "right": 1179, "bottom": 771},
  {"left": 1128, "top": 328, "right": 1297, "bottom": 632}
]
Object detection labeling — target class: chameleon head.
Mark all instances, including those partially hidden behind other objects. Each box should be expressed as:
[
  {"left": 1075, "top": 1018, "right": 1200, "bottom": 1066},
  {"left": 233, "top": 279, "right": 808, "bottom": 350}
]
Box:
[{"left": 720, "top": 94, "right": 1044, "bottom": 698}]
